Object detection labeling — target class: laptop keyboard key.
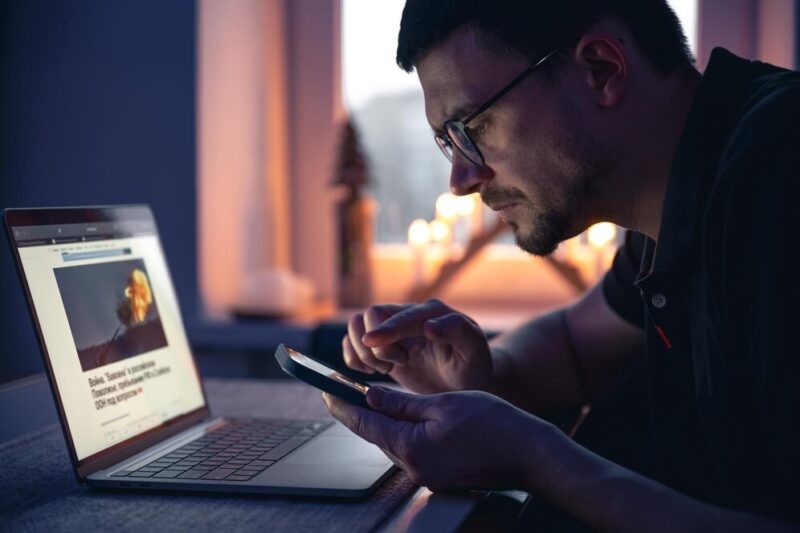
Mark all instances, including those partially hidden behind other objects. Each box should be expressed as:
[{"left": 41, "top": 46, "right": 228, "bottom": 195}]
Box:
[
  {"left": 202, "top": 467, "right": 238, "bottom": 480},
  {"left": 261, "top": 438, "right": 308, "bottom": 460},
  {"left": 226, "top": 475, "right": 254, "bottom": 481},
  {"left": 154, "top": 469, "right": 184, "bottom": 478},
  {"left": 178, "top": 469, "right": 207, "bottom": 479}
]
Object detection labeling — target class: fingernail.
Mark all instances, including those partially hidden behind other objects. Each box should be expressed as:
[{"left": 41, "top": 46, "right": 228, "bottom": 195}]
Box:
[{"left": 427, "top": 320, "right": 443, "bottom": 337}]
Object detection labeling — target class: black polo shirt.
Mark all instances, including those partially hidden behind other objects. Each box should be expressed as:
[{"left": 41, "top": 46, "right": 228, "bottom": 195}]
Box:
[{"left": 602, "top": 48, "right": 800, "bottom": 521}]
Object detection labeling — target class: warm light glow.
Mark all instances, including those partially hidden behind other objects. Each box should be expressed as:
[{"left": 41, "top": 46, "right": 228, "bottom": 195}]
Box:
[
  {"left": 435, "top": 193, "right": 459, "bottom": 221},
  {"left": 587, "top": 222, "right": 617, "bottom": 249},
  {"left": 456, "top": 194, "right": 477, "bottom": 217},
  {"left": 408, "top": 219, "right": 431, "bottom": 247},
  {"left": 429, "top": 219, "right": 451, "bottom": 244}
]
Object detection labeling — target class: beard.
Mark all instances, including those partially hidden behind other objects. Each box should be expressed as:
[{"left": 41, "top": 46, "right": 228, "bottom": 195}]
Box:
[{"left": 485, "top": 117, "right": 616, "bottom": 256}]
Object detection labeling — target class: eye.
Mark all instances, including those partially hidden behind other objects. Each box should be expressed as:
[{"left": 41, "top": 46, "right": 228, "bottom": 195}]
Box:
[{"left": 465, "top": 121, "right": 488, "bottom": 139}]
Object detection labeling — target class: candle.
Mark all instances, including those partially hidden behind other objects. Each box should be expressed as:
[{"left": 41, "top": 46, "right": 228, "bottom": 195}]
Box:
[
  {"left": 429, "top": 219, "right": 451, "bottom": 248},
  {"left": 434, "top": 192, "right": 459, "bottom": 250},
  {"left": 435, "top": 193, "right": 458, "bottom": 222},
  {"left": 408, "top": 219, "right": 431, "bottom": 286},
  {"left": 455, "top": 193, "right": 479, "bottom": 243},
  {"left": 587, "top": 222, "right": 617, "bottom": 279}
]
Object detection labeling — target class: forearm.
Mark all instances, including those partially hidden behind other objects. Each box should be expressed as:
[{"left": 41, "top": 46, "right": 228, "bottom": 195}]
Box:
[
  {"left": 485, "top": 283, "right": 644, "bottom": 415},
  {"left": 526, "top": 426, "right": 796, "bottom": 532},
  {"left": 486, "top": 309, "right": 585, "bottom": 414}
]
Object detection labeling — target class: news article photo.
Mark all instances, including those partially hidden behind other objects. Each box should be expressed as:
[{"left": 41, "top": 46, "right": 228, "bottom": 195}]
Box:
[{"left": 54, "top": 259, "right": 169, "bottom": 372}]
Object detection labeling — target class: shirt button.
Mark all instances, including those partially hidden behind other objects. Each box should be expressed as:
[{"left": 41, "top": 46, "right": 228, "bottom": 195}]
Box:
[{"left": 652, "top": 293, "right": 667, "bottom": 309}]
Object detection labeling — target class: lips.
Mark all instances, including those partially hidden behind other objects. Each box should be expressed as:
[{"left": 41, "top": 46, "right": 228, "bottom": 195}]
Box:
[
  {"left": 487, "top": 202, "right": 519, "bottom": 212},
  {"left": 490, "top": 203, "right": 521, "bottom": 224}
]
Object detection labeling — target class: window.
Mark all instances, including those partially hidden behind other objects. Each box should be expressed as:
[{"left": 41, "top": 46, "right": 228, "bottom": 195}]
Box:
[{"left": 342, "top": 0, "right": 450, "bottom": 244}]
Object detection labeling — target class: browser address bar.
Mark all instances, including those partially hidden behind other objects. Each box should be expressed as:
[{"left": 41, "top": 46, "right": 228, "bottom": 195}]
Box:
[{"left": 61, "top": 248, "right": 132, "bottom": 262}]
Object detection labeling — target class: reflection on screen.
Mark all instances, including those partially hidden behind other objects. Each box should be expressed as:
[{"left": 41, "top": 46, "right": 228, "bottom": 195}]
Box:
[{"left": 286, "top": 348, "right": 369, "bottom": 394}]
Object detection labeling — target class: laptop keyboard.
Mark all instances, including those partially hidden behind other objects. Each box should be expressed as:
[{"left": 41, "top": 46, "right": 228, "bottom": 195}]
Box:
[{"left": 112, "top": 418, "right": 333, "bottom": 482}]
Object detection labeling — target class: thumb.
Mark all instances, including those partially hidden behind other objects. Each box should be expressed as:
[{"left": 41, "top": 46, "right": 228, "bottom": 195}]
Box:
[{"left": 367, "top": 386, "right": 429, "bottom": 421}]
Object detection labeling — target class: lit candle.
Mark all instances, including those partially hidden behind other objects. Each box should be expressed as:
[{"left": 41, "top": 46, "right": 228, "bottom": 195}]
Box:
[
  {"left": 408, "top": 218, "right": 431, "bottom": 286},
  {"left": 435, "top": 193, "right": 458, "bottom": 222},
  {"left": 434, "top": 192, "right": 459, "bottom": 250},
  {"left": 587, "top": 222, "right": 617, "bottom": 279},
  {"left": 429, "top": 219, "right": 451, "bottom": 248},
  {"left": 455, "top": 194, "right": 478, "bottom": 243}
]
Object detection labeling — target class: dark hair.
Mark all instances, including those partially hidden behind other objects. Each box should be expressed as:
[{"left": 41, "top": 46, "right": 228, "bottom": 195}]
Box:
[{"left": 396, "top": 0, "right": 694, "bottom": 75}]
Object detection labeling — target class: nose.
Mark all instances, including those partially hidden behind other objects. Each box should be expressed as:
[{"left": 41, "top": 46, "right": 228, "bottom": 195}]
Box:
[{"left": 449, "top": 152, "right": 493, "bottom": 196}]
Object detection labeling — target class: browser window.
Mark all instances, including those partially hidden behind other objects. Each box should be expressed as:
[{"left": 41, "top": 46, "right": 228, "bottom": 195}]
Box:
[{"left": 14, "top": 222, "right": 204, "bottom": 460}]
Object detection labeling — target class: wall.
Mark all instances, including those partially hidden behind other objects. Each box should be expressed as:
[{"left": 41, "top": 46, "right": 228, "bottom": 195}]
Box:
[
  {"left": 0, "top": 1, "right": 197, "bottom": 383},
  {"left": 198, "top": 0, "right": 341, "bottom": 314},
  {"left": 698, "top": 0, "right": 796, "bottom": 68},
  {"left": 198, "top": 0, "right": 292, "bottom": 315}
]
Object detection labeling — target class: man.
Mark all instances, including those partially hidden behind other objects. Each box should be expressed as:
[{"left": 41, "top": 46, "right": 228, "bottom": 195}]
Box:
[{"left": 323, "top": 0, "right": 800, "bottom": 529}]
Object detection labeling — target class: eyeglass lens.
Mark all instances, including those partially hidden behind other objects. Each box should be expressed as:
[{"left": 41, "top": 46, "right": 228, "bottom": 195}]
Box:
[{"left": 436, "top": 122, "right": 484, "bottom": 166}]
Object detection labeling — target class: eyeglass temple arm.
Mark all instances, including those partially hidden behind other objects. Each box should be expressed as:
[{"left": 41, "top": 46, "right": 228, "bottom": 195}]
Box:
[{"left": 462, "top": 48, "right": 560, "bottom": 125}]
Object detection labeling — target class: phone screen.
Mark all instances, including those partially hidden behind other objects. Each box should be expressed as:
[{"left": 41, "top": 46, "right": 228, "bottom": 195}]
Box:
[{"left": 284, "top": 346, "right": 370, "bottom": 394}]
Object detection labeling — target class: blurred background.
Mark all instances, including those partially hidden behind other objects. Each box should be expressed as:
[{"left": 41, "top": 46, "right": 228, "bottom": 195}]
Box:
[{"left": 1, "top": 0, "right": 798, "bottom": 386}]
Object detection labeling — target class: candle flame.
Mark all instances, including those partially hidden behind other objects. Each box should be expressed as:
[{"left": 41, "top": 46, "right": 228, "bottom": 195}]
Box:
[
  {"left": 435, "top": 193, "right": 458, "bottom": 221},
  {"left": 408, "top": 219, "right": 431, "bottom": 247},
  {"left": 429, "top": 219, "right": 450, "bottom": 243},
  {"left": 587, "top": 222, "right": 617, "bottom": 249},
  {"left": 455, "top": 194, "right": 477, "bottom": 216}
]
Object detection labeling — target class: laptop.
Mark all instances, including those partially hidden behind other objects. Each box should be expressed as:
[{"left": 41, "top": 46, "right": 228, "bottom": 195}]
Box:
[{"left": 2, "top": 205, "right": 395, "bottom": 497}]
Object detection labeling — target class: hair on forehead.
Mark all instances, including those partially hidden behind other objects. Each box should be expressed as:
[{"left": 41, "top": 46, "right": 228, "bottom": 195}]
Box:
[{"left": 396, "top": 0, "right": 693, "bottom": 75}]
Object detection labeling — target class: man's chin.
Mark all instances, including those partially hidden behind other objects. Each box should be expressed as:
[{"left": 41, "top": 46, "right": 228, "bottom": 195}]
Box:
[{"left": 509, "top": 219, "right": 564, "bottom": 257}]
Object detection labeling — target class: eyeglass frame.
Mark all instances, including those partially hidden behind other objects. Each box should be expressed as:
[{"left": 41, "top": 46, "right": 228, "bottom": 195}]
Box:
[{"left": 434, "top": 48, "right": 562, "bottom": 167}]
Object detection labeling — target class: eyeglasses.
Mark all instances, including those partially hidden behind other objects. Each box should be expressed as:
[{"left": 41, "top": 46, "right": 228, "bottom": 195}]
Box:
[{"left": 434, "top": 48, "right": 561, "bottom": 167}]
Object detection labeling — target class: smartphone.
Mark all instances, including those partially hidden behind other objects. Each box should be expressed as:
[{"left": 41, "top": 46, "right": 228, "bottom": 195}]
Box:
[{"left": 274, "top": 344, "right": 370, "bottom": 408}]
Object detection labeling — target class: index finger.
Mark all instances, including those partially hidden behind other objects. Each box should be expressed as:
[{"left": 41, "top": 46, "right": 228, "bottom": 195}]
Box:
[{"left": 362, "top": 299, "right": 451, "bottom": 347}]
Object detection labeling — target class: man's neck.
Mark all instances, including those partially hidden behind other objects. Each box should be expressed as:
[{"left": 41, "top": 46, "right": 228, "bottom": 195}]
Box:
[{"left": 614, "top": 67, "right": 702, "bottom": 240}]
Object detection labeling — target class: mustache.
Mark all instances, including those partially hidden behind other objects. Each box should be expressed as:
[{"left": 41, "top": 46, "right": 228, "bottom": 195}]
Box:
[{"left": 480, "top": 185, "right": 527, "bottom": 208}]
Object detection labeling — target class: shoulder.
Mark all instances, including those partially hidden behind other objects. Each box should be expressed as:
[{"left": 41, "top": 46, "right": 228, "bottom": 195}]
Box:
[
  {"left": 724, "top": 72, "right": 800, "bottom": 162},
  {"left": 713, "top": 73, "right": 800, "bottom": 214}
]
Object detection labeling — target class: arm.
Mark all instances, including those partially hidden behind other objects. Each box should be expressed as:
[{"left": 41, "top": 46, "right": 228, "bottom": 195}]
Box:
[
  {"left": 324, "top": 388, "right": 798, "bottom": 532},
  {"left": 525, "top": 421, "right": 796, "bottom": 532},
  {"left": 487, "top": 281, "right": 645, "bottom": 414}
]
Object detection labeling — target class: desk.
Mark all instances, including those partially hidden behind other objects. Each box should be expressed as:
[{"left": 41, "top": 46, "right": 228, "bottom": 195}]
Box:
[{"left": 0, "top": 378, "right": 483, "bottom": 532}]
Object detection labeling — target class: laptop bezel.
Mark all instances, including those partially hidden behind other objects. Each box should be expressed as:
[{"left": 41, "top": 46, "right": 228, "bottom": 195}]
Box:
[{"left": 2, "top": 205, "right": 211, "bottom": 480}]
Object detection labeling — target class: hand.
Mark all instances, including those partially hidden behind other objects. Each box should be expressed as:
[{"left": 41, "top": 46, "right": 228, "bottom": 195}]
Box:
[
  {"left": 342, "top": 299, "right": 492, "bottom": 393},
  {"left": 323, "top": 386, "right": 560, "bottom": 493}
]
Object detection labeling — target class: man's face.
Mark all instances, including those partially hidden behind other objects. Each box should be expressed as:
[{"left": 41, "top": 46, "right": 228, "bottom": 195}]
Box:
[{"left": 417, "top": 28, "right": 617, "bottom": 256}]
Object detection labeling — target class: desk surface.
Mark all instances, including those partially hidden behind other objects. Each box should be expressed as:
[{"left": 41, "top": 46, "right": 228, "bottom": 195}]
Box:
[{"left": 0, "top": 378, "right": 482, "bottom": 532}]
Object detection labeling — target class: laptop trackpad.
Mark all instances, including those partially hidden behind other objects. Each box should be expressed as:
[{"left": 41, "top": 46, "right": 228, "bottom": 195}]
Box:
[
  {"left": 258, "top": 427, "right": 395, "bottom": 491},
  {"left": 283, "top": 433, "right": 391, "bottom": 466}
]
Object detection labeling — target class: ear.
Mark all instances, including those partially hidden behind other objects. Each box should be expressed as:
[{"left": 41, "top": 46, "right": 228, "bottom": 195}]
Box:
[{"left": 573, "top": 35, "right": 627, "bottom": 108}]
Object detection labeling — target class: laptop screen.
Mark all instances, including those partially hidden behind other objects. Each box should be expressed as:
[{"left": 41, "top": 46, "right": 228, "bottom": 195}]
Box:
[{"left": 7, "top": 207, "right": 206, "bottom": 461}]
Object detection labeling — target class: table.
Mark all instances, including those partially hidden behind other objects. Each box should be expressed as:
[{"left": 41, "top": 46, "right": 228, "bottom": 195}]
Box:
[{"left": 0, "top": 378, "right": 487, "bottom": 532}]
